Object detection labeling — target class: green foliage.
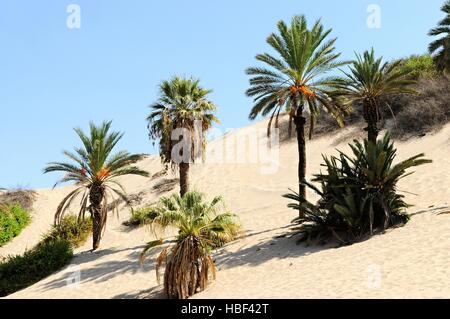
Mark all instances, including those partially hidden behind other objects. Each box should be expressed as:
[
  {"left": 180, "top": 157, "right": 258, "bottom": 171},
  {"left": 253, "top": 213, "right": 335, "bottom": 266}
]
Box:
[
  {"left": 140, "top": 191, "right": 242, "bottom": 299},
  {"left": 0, "top": 215, "right": 92, "bottom": 296},
  {"left": 147, "top": 77, "right": 219, "bottom": 169},
  {"left": 0, "top": 205, "right": 31, "bottom": 246},
  {"left": 44, "top": 121, "right": 149, "bottom": 250},
  {"left": 428, "top": 0, "right": 450, "bottom": 73},
  {"left": 124, "top": 207, "right": 158, "bottom": 227},
  {"left": 335, "top": 48, "right": 417, "bottom": 105},
  {"left": 394, "top": 54, "right": 439, "bottom": 79},
  {"left": 284, "top": 134, "right": 431, "bottom": 244},
  {"left": 140, "top": 192, "right": 242, "bottom": 254},
  {"left": 246, "top": 15, "right": 348, "bottom": 137},
  {"left": 0, "top": 240, "right": 73, "bottom": 297},
  {"left": 41, "top": 215, "right": 92, "bottom": 249}
]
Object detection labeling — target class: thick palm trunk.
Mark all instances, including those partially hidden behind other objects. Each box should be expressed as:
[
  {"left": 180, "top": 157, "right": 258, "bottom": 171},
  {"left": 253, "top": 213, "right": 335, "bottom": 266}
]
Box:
[
  {"left": 179, "top": 162, "right": 190, "bottom": 197},
  {"left": 293, "top": 114, "right": 307, "bottom": 214},
  {"left": 363, "top": 98, "right": 379, "bottom": 144},
  {"left": 164, "top": 236, "right": 214, "bottom": 299},
  {"left": 89, "top": 183, "right": 104, "bottom": 251}
]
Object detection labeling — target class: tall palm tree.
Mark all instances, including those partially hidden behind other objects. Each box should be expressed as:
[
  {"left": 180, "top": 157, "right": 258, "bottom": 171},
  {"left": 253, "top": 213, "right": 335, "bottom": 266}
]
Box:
[
  {"left": 140, "top": 191, "right": 241, "bottom": 299},
  {"left": 429, "top": 0, "right": 450, "bottom": 73},
  {"left": 335, "top": 49, "right": 416, "bottom": 143},
  {"left": 44, "top": 121, "right": 149, "bottom": 250},
  {"left": 246, "top": 15, "right": 347, "bottom": 201},
  {"left": 147, "top": 76, "right": 219, "bottom": 197}
]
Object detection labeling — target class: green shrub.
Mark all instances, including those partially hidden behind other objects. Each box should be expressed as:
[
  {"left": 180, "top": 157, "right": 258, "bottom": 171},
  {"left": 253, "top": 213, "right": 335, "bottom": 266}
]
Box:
[
  {"left": 124, "top": 207, "right": 158, "bottom": 227},
  {"left": 0, "top": 215, "right": 91, "bottom": 297},
  {"left": 0, "top": 240, "right": 73, "bottom": 297},
  {"left": 41, "top": 215, "right": 92, "bottom": 249},
  {"left": 284, "top": 134, "right": 431, "bottom": 244},
  {"left": 394, "top": 54, "right": 438, "bottom": 80},
  {"left": 0, "top": 205, "right": 31, "bottom": 246}
]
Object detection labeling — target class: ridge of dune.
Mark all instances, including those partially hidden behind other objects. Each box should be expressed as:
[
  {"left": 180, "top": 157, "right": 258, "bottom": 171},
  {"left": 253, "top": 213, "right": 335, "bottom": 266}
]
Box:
[{"left": 2, "top": 118, "right": 450, "bottom": 299}]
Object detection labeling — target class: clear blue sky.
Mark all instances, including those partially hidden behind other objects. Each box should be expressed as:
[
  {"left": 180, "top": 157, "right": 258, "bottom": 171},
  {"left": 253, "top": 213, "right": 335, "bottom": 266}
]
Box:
[{"left": 0, "top": 0, "right": 444, "bottom": 188}]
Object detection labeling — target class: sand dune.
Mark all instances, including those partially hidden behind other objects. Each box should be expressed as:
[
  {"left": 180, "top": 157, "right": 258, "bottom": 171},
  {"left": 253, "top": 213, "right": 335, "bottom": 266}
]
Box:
[{"left": 2, "top": 118, "right": 450, "bottom": 299}]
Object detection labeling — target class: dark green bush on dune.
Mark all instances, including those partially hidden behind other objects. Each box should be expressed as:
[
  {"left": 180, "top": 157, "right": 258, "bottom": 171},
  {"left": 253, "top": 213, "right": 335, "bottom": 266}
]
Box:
[
  {"left": 0, "top": 214, "right": 91, "bottom": 297},
  {"left": 0, "top": 240, "right": 73, "bottom": 297},
  {"left": 0, "top": 204, "right": 31, "bottom": 246},
  {"left": 123, "top": 207, "right": 158, "bottom": 227},
  {"left": 284, "top": 134, "right": 431, "bottom": 244}
]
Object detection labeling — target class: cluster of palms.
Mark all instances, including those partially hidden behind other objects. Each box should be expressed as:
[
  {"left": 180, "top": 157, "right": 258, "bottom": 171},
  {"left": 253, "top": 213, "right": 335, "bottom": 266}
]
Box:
[{"left": 42, "top": 3, "right": 449, "bottom": 299}]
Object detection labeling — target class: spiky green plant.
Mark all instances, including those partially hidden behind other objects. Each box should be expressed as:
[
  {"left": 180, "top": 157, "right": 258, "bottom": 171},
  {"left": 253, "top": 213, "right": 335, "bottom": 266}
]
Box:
[
  {"left": 140, "top": 191, "right": 241, "bottom": 299},
  {"left": 147, "top": 77, "right": 219, "bottom": 197},
  {"left": 44, "top": 121, "right": 149, "bottom": 250},
  {"left": 335, "top": 49, "right": 416, "bottom": 143},
  {"left": 283, "top": 134, "right": 431, "bottom": 244},
  {"left": 429, "top": 0, "right": 450, "bottom": 73},
  {"left": 246, "top": 15, "right": 348, "bottom": 202}
]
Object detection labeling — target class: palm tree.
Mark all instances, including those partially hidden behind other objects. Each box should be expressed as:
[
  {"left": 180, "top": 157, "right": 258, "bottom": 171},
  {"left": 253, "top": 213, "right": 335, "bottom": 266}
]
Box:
[
  {"left": 140, "top": 191, "right": 241, "bottom": 299},
  {"left": 147, "top": 77, "right": 219, "bottom": 197},
  {"left": 44, "top": 121, "right": 149, "bottom": 250},
  {"left": 429, "top": 0, "right": 450, "bottom": 73},
  {"left": 335, "top": 49, "right": 416, "bottom": 143},
  {"left": 246, "top": 15, "right": 347, "bottom": 201}
]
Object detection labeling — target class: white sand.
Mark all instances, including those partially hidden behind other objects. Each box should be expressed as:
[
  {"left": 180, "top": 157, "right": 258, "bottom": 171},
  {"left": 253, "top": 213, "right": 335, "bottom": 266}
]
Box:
[{"left": 1, "top": 118, "right": 450, "bottom": 299}]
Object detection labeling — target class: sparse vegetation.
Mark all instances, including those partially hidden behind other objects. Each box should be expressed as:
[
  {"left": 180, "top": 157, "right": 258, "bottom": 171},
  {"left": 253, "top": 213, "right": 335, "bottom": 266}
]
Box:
[
  {"left": 140, "top": 191, "right": 242, "bottom": 299},
  {"left": 284, "top": 134, "right": 431, "bottom": 244},
  {"left": 0, "top": 240, "right": 73, "bottom": 297},
  {"left": 0, "top": 205, "right": 31, "bottom": 247},
  {"left": 41, "top": 215, "right": 92, "bottom": 249},
  {"left": 386, "top": 76, "right": 450, "bottom": 138},
  {"left": 0, "top": 189, "right": 36, "bottom": 212}
]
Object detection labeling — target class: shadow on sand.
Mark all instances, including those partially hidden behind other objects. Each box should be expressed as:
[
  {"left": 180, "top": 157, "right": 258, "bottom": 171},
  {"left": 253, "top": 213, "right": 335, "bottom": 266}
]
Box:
[{"left": 40, "top": 244, "right": 155, "bottom": 291}]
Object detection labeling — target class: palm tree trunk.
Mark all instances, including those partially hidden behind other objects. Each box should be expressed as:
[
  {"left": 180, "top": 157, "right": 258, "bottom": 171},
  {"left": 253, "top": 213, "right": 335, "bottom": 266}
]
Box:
[
  {"left": 363, "top": 98, "right": 379, "bottom": 144},
  {"left": 89, "top": 183, "right": 104, "bottom": 251},
  {"left": 179, "top": 162, "right": 190, "bottom": 197},
  {"left": 293, "top": 114, "right": 307, "bottom": 212}
]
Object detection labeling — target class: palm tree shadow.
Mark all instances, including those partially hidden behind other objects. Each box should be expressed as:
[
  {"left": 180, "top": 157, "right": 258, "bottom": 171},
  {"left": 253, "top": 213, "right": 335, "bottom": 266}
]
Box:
[
  {"left": 212, "top": 228, "right": 337, "bottom": 270},
  {"left": 40, "top": 244, "right": 157, "bottom": 291},
  {"left": 113, "top": 286, "right": 165, "bottom": 299}
]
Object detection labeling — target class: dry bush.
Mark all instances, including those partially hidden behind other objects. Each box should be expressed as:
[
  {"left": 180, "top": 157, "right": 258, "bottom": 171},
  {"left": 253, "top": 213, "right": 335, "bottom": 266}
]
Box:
[
  {"left": 0, "top": 189, "right": 36, "bottom": 211},
  {"left": 276, "top": 76, "right": 450, "bottom": 141},
  {"left": 390, "top": 77, "right": 450, "bottom": 138}
]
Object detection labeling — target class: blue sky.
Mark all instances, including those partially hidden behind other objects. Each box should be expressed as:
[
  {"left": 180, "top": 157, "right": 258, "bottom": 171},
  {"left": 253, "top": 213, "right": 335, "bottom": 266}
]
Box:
[{"left": 0, "top": 0, "right": 444, "bottom": 188}]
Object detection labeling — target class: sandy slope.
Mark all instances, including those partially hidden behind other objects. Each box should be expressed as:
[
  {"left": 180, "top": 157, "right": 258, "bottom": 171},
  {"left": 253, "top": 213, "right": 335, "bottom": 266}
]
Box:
[{"left": 1, "top": 118, "right": 450, "bottom": 299}]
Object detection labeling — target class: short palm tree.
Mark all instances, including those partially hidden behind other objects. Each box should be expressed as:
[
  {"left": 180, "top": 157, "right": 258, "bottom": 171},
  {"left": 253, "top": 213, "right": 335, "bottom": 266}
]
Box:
[
  {"left": 140, "top": 191, "right": 241, "bottom": 299},
  {"left": 429, "top": 0, "right": 450, "bottom": 73},
  {"left": 335, "top": 49, "right": 416, "bottom": 143},
  {"left": 147, "top": 77, "right": 219, "bottom": 197},
  {"left": 246, "top": 15, "right": 348, "bottom": 201},
  {"left": 44, "top": 121, "right": 149, "bottom": 250}
]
